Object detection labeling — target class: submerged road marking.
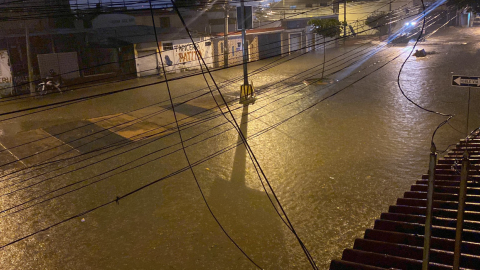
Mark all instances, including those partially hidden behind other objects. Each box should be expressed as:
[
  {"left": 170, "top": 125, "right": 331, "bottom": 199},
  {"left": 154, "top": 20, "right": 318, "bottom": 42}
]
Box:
[
  {"left": 41, "top": 129, "right": 81, "bottom": 154},
  {"left": 0, "top": 141, "right": 27, "bottom": 168}
]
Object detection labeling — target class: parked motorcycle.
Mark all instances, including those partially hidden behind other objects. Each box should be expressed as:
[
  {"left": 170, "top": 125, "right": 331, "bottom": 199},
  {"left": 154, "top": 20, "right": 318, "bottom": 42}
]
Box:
[{"left": 36, "top": 70, "right": 64, "bottom": 95}]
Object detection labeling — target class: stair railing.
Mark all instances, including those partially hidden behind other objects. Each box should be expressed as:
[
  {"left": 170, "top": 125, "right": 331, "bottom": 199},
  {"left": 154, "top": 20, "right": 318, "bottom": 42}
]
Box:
[
  {"left": 453, "top": 148, "right": 470, "bottom": 269},
  {"left": 422, "top": 143, "right": 437, "bottom": 270}
]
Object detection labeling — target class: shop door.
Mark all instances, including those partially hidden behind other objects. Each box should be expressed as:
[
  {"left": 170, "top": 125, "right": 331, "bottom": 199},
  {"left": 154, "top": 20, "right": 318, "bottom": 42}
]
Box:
[
  {"left": 258, "top": 33, "right": 281, "bottom": 59},
  {"left": 289, "top": 33, "right": 302, "bottom": 53}
]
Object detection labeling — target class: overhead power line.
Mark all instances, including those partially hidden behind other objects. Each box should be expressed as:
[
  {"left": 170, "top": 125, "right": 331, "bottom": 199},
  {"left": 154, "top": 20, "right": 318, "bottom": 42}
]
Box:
[
  {"left": 0, "top": 5, "right": 438, "bottom": 186},
  {"left": 0, "top": 3, "right": 427, "bottom": 121},
  {"left": 0, "top": 32, "right": 421, "bottom": 255}
]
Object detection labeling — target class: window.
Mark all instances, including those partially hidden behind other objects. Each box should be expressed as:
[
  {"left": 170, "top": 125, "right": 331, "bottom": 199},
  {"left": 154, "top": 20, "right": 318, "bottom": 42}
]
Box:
[
  {"left": 163, "top": 43, "right": 173, "bottom": 51},
  {"left": 205, "top": 41, "right": 211, "bottom": 46},
  {"left": 159, "top": 17, "right": 170, "bottom": 28}
]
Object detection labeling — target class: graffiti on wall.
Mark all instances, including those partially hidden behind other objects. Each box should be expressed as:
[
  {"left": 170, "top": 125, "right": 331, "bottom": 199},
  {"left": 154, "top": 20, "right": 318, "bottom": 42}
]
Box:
[
  {"left": 175, "top": 43, "right": 205, "bottom": 63},
  {"left": 161, "top": 40, "right": 212, "bottom": 73},
  {"left": 0, "top": 51, "right": 13, "bottom": 95},
  {"left": 178, "top": 51, "right": 202, "bottom": 62}
]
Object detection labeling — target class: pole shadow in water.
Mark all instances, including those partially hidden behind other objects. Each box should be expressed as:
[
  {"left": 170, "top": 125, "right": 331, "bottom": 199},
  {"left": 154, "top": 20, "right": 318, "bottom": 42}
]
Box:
[{"left": 208, "top": 105, "right": 289, "bottom": 268}]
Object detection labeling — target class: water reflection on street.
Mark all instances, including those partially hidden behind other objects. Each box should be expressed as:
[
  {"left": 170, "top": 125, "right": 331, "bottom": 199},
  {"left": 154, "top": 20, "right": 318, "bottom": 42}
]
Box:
[{"left": 0, "top": 27, "right": 479, "bottom": 269}]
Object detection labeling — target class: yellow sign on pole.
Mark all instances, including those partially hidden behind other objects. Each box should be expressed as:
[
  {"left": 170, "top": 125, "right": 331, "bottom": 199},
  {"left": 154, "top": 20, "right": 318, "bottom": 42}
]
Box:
[{"left": 240, "top": 83, "right": 255, "bottom": 105}]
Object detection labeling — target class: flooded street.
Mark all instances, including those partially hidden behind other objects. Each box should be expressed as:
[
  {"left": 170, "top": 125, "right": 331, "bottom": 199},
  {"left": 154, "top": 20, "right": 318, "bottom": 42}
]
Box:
[{"left": 0, "top": 26, "right": 479, "bottom": 269}]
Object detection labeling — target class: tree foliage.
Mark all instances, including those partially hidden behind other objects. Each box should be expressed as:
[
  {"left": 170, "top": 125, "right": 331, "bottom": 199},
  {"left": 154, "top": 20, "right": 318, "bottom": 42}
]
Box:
[
  {"left": 446, "top": 0, "right": 480, "bottom": 13},
  {"left": 365, "top": 11, "right": 396, "bottom": 36},
  {"left": 308, "top": 18, "right": 344, "bottom": 79},
  {"left": 308, "top": 18, "right": 344, "bottom": 38}
]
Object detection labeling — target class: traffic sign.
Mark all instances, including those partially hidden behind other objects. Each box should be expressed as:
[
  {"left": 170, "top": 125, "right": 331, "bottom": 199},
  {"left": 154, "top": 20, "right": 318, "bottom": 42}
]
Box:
[{"left": 452, "top": 75, "right": 480, "bottom": 87}]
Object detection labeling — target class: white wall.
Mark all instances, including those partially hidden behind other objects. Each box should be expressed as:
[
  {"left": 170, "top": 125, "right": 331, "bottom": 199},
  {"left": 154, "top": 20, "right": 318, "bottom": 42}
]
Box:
[{"left": 159, "top": 38, "right": 213, "bottom": 73}]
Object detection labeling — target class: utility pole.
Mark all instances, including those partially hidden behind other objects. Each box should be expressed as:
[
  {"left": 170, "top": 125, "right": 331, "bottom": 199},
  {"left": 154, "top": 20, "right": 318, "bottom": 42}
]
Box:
[
  {"left": 25, "top": 24, "right": 35, "bottom": 95},
  {"left": 50, "top": 32, "right": 56, "bottom": 54},
  {"left": 343, "top": 0, "right": 347, "bottom": 38},
  {"left": 240, "top": 0, "right": 248, "bottom": 87},
  {"left": 388, "top": 1, "right": 392, "bottom": 35},
  {"left": 239, "top": 0, "right": 255, "bottom": 105},
  {"left": 223, "top": 3, "right": 229, "bottom": 68}
]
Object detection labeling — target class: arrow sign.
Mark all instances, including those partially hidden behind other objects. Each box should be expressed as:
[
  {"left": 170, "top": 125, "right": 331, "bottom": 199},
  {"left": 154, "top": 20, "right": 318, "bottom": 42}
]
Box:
[{"left": 452, "top": 75, "right": 480, "bottom": 87}]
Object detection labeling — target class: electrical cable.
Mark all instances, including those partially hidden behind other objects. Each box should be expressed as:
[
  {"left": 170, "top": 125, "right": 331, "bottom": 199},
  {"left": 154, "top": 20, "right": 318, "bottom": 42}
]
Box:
[
  {"left": 0, "top": 4, "right": 426, "bottom": 121},
  {"left": 152, "top": 1, "right": 263, "bottom": 268},
  {"left": 0, "top": 14, "right": 436, "bottom": 190},
  {"left": 0, "top": 9, "right": 420, "bottom": 174},
  {"left": 0, "top": 41, "right": 388, "bottom": 198},
  {"left": 395, "top": 0, "right": 454, "bottom": 148},
  {"left": 0, "top": 0, "right": 416, "bottom": 101},
  {"left": 0, "top": 42, "right": 318, "bottom": 179},
  {"left": 0, "top": 47, "right": 420, "bottom": 220},
  {"left": 0, "top": 3, "right": 436, "bottom": 181},
  {"left": 0, "top": 35, "right": 416, "bottom": 255},
  {"left": 0, "top": 42, "right": 393, "bottom": 194},
  {"left": 0, "top": 0, "right": 417, "bottom": 103},
  {"left": 1, "top": 50, "right": 400, "bottom": 220},
  {"left": 7, "top": 1, "right": 370, "bottom": 267},
  {"left": 171, "top": 1, "right": 321, "bottom": 268},
  {"left": 3, "top": 0, "right": 452, "bottom": 211},
  {"left": 0, "top": 1, "right": 454, "bottom": 251},
  {"left": 1, "top": 1, "right": 448, "bottom": 209},
  {"left": 0, "top": 0, "right": 454, "bottom": 235}
]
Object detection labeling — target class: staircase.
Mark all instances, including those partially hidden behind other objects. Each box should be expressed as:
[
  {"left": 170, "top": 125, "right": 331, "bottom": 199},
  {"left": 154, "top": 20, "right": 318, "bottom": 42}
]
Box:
[{"left": 330, "top": 135, "right": 480, "bottom": 269}]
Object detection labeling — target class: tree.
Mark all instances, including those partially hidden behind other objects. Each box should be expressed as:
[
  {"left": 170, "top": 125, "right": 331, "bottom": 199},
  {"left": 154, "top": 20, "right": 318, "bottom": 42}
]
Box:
[
  {"left": 308, "top": 18, "right": 344, "bottom": 79},
  {"left": 365, "top": 11, "right": 396, "bottom": 36},
  {"left": 446, "top": 0, "right": 480, "bottom": 13}
]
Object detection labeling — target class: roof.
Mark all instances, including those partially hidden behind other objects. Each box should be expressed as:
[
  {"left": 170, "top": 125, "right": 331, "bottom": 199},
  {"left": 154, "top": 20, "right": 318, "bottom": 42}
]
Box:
[
  {"left": 2, "top": 28, "right": 87, "bottom": 38},
  {"left": 281, "top": 14, "right": 338, "bottom": 22},
  {"left": 88, "top": 25, "right": 206, "bottom": 45}
]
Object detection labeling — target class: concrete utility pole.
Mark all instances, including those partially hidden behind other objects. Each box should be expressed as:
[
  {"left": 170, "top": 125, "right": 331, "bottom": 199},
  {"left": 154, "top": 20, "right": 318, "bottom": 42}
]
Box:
[
  {"left": 25, "top": 24, "right": 35, "bottom": 95},
  {"left": 388, "top": 1, "right": 392, "bottom": 35},
  {"left": 50, "top": 32, "right": 56, "bottom": 54},
  {"left": 343, "top": 0, "right": 347, "bottom": 38},
  {"left": 224, "top": 3, "right": 229, "bottom": 68},
  {"left": 239, "top": 0, "right": 255, "bottom": 104},
  {"left": 240, "top": 0, "right": 248, "bottom": 86}
]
